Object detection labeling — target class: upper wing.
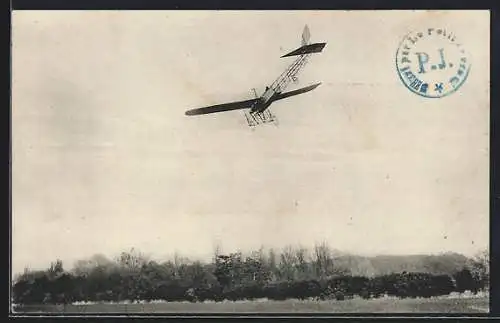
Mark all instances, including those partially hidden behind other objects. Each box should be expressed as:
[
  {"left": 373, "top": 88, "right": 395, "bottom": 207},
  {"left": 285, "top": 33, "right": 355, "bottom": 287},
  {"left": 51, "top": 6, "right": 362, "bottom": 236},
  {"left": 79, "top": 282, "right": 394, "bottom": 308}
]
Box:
[
  {"left": 185, "top": 98, "right": 260, "bottom": 116},
  {"left": 274, "top": 82, "right": 322, "bottom": 101}
]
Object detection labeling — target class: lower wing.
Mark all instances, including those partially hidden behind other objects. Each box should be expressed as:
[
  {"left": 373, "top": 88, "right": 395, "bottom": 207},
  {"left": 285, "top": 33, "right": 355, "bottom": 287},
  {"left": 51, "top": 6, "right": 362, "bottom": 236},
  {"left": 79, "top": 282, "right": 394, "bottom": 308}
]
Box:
[{"left": 185, "top": 98, "right": 259, "bottom": 116}]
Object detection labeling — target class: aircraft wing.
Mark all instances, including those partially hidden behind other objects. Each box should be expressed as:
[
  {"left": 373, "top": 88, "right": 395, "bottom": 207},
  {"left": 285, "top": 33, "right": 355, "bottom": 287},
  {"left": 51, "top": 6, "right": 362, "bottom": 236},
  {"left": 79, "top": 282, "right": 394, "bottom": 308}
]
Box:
[
  {"left": 274, "top": 82, "right": 322, "bottom": 101},
  {"left": 185, "top": 98, "right": 260, "bottom": 116}
]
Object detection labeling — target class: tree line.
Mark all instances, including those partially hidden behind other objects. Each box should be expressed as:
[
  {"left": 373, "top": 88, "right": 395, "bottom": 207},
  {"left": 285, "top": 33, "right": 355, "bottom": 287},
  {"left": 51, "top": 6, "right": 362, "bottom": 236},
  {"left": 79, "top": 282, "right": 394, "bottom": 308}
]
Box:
[{"left": 12, "top": 245, "right": 489, "bottom": 305}]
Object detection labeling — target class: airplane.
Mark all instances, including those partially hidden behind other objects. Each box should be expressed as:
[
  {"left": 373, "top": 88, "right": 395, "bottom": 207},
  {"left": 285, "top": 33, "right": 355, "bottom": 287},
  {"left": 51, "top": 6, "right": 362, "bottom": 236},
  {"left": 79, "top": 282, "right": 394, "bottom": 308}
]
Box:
[{"left": 184, "top": 25, "right": 326, "bottom": 127}]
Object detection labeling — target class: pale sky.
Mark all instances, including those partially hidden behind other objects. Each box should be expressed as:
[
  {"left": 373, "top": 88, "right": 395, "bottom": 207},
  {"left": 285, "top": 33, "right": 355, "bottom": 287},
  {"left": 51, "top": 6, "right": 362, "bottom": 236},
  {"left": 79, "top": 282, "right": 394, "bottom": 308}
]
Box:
[{"left": 12, "top": 10, "right": 490, "bottom": 274}]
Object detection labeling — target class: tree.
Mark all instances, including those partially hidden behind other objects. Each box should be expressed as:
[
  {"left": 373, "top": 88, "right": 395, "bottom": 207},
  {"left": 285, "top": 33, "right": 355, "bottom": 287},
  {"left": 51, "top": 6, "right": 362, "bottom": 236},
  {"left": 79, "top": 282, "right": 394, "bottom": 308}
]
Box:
[
  {"left": 313, "top": 242, "right": 335, "bottom": 279},
  {"left": 469, "top": 249, "right": 489, "bottom": 291},
  {"left": 454, "top": 268, "right": 480, "bottom": 293},
  {"left": 294, "top": 246, "right": 311, "bottom": 279},
  {"left": 267, "top": 248, "right": 278, "bottom": 281},
  {"left": 243, "top": 254, "right": 270, "bottom": 285},
  {"left": 72, "top": 254, "right": 115, "bottom": 277},
  {"left": 48, "top": 260, "right": 64, "bottom": 279},
  {"left": 214, "top": 253, "right": 244, "bottom": 289},
  {"left": 117, "top": 248, "right": 149, "bottom": 272},
  {"left": 279, "top": 245, "right": 298, "bottom": 281},
  {"left": 51, "top": 273, "right": 75, "bottom": 304}
]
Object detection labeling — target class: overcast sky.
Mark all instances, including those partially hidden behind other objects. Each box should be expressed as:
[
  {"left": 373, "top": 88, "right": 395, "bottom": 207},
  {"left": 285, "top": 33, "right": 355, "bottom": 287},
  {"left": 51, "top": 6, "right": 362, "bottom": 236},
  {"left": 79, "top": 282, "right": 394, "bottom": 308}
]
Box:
[{"left": 12, "top": 10, "right": 489, "bottom": 274}]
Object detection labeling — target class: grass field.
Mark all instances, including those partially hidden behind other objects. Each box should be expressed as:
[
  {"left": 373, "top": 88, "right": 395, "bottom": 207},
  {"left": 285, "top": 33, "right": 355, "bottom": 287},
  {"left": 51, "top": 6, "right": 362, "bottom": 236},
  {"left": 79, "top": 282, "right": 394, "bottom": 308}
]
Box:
[{"left": 14, "top": 296, "right": 489, "bottom": 314}]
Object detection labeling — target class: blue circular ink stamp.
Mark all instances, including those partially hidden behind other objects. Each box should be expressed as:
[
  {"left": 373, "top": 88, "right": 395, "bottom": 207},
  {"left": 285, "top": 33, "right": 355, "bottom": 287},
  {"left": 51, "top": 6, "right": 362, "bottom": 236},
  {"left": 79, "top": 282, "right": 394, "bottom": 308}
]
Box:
[{"left": 396, "top": 28, "right": 471, "bottom": 98}]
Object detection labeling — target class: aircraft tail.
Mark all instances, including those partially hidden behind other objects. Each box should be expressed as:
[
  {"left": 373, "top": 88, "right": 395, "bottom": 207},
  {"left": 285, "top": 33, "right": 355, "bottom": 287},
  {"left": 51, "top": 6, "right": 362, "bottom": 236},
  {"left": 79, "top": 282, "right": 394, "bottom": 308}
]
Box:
[
  {"left": 281, "top": 43, "right": 327, "bottom": 58},
  {"left": 281, "top": 25, "right": 326, "bottom": 58},
  {"left": 302, "top": 25, "right": 311, "bottom": 46}
]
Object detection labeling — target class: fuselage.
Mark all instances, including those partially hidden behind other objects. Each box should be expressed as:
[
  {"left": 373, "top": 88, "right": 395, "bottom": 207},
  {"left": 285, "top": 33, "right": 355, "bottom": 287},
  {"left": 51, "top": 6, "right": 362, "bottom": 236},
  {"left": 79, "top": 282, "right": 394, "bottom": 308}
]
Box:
[
  {"left": 250, "top": 52, "right": 310, "bottom": 114},
  {"left": 250, "top": 88, "right": 281, "bottom": 114}
]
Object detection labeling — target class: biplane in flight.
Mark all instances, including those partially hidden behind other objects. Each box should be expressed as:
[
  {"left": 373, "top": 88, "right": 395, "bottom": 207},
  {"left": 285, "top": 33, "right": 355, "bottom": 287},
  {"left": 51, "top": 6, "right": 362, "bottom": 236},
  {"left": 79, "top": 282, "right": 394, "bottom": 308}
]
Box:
[{"left": 184, "top": 25, "right": 326, "bottom": 127}]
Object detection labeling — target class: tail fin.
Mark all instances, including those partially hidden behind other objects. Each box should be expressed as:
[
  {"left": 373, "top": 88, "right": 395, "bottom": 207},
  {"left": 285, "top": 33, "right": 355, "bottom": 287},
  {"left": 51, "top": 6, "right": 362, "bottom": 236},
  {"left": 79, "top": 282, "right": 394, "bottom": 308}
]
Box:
[
  {"left": 281, "top": 24, "right": 326, "bottom": 58},
  {"left": 301, "top": 25, "right": 311, "bottom": 46}
]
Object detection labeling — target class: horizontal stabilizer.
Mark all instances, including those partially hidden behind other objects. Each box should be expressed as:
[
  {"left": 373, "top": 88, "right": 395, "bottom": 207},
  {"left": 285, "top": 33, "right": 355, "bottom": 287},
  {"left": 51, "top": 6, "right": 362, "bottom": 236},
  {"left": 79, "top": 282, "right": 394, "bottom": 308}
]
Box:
[
  {"left": 185, "top": 98, "right": 259, "bottom": 116},
  {"left": 275, "top": 82, "right": 322, "bottom": 101},
  {"left": 281, "top": 42, "right": 327, "bottom": 58}
]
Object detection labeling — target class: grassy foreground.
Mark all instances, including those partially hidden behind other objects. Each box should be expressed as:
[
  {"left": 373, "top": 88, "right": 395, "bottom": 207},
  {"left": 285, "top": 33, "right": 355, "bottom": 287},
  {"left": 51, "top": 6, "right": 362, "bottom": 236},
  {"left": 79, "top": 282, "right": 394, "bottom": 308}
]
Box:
[{"left": 14, "top": 295, "right": 489, "bottom": 314}]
